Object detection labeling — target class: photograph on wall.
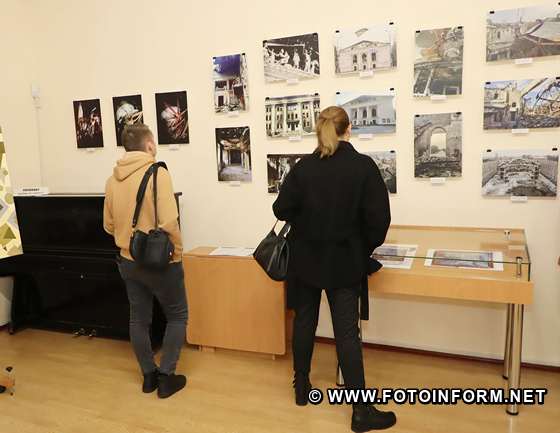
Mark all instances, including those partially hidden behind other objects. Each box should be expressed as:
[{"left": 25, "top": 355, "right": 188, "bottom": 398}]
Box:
[
  {"left": 364, "top": 151, "right": 397, "bottom": 193},
  {"left": 336, "top": 92, "right": 396, "bottom": 135},
  {"left": 334, "top": 24, "right": 397, "bottom": 74},
  {"left": 213, "top": 53, "right": 249, "bottom": 113},
  {"left": 112, "top": 94, "right": 143, "bottom": 146},
  {"left": 425, "top": 249, "right": 504, "bottom": 271},
  {"left": 372, "top": 244, "right": 418, "bottom": 270},
  {"left": 263, "top": 33, "right": 320, "bottom": 82},
  {"left": 155, "top": 91, "right": 189, "bottom": 145},
  {"left": 73, "top": 98, "right": 104, "bottom": 148},
  {"left": 414, "top": 27, "right": 464, "bottom": 97},
  {"left": 486, "top": 4, "right": 560, "bottom": 61},
  {"left": 482, "top": 149, "right": 558, "bottom": 197},
  {"left": 267, "top": 154, "right": 307, "bottom": 193},
  {"left": 483, "top": 78, "right": 560, "bottom": 130},
  {"left": 215, "top": 127, "right": 251, "bottom": 182},
  {"left": 414, "top": 112, "right": 462, "bottom": 178},
  {"left": 0, "top": 128, "right": 22, "bottom": 259},
  {"left": 265, "top": 94, "right": 320, "bottom": 138}
]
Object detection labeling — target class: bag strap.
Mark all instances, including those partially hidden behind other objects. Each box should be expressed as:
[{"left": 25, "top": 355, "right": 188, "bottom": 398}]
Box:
[
  {"left": 278, "top": 222, "right": 291, "bottom": 238},
  {"left": 132, "top": 162, "right": 168, "bottom": 229}
]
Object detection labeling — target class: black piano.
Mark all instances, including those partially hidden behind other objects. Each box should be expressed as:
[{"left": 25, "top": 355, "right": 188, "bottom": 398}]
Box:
[{"left": 0, "top": 194, "right": 172, "bottom": 343}]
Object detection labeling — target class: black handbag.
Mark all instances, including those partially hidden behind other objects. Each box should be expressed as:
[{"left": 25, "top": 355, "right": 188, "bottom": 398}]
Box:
[
  {"left": 129, "top": 162, "right": 175, "bottom": 270},
  {"left": 253, "top": 220, "right": 290, "bottom": 281}
]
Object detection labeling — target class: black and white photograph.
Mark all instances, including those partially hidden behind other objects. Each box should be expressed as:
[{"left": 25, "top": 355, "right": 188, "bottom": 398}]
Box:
[
  {"left": 414, "top": 112, "right": 462, "bottom": 178},
  {"left": 267, "top": 154, "right": 306, "bottom": 193},
  {"left": 486, "top": 4, "right": 560, "bottom": 61},
  {"left": 364, "top": 151, "right": 397, "bottom": 193},
  {"left": 216, "top": 127, "right": 251, "bottom": 182},
  {"left": 154, "top": 90, "right": 189, "bottom": 145},
  {"left": 425, "top": 249, "right": 504, "bottom": 271},
  {"left": 482, "top": 149, "right": 558, "bottom": 197},
  {"left": 483, "top": 78, "right": 560, "bottom": 130},
  {"left": 213, "top": 54, "right": 249, "bottom": 113},
  {"left": 334, "top": 24, "right": 397, "bottom": 74},
  {"left": 414, "top": 27, "right": 464, "bottom": 97},
  {"left": 73, "top": 98, "right": 104, "bottom": 149},
  {"left": 336, "top": 92, "right": 396, "bottom": 135},
  {"left": 112, "top": 94, "right": 143, "bottom": 146},
  {"left": 265, "top": 94, "right": 320, "bottom": 137},
  {"left": 263, "top": 33, "right": 320, "bottom": 82}
]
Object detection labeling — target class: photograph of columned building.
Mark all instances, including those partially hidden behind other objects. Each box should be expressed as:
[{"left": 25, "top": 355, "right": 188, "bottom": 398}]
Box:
[
  {"left": 215, "top": 127, "right": 252, "bottom": 182},
  {"left": 364, "top": 151, "right": 397, "bottom": 193},
  {"left": 486, "top": 4, "right": 560, "bottom": 61},
  {"left": 267, "top": 154, "right": 307, "bottom": 193},
  {"left": 213, "top": 53, "right": 249, "bottom": 113},
  {"left": 265, "top": 94, "right": 320, "bottom": 138},
  {"left": 336, "top": 92, "right": 396, "bottom": 135},
  {"left": 482, "top": 149, "right": 558, "bottom": 197},
  {"left": 414, "top": 27, "right": 464, "bottom": 97},
  {"left": 484, "top": 78, "right": 560, "bottom": 129},
  {"left": 414, "top": 112, "right": 462, "bottom": 178},
  {"left": 334, "top": 24, "right": 397, "bottom": 74}
]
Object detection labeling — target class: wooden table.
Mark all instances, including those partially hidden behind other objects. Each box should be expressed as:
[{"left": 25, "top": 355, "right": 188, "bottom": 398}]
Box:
[{"left": 183, "top": 225, "right": 533, "bottom": 415}]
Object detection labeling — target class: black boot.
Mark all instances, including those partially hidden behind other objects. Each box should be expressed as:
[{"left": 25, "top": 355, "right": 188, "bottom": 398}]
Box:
[
  {"left": 142, "top": 369, "right": 159, "bottom": 393},
  {"left": 293, "top": 372, "right": 312, "bottom": 406},
  {"left": 351, "top": 404, "right": 397, "bottom": 432},
  {"left": 157, "top": 373, "right": 187, "bottom": 399}
]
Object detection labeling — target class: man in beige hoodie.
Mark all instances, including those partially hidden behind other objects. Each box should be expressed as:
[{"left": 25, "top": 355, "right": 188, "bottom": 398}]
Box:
[{"left": 104, "top": 124, "right": 187, "bottom": 399}]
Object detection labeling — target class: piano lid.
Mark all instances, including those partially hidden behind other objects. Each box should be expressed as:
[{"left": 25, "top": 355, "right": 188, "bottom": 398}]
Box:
[{"left": 14, "top": 195, "right": 118, "bottom": 255}]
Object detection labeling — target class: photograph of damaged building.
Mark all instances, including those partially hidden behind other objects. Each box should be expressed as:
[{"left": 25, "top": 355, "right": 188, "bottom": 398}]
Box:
[
  {"left": 213, "top": 54, "right": 249, "bottom": 113},
  {"left": 334, "top": 24, "right": 397, "bottom": 74},
  {"left": 483, "top": 78, "right": 560, "bottom": 130},
  {"left": 265, "top": 94, "right": 321, "bottom": 137},
  {"left": 215, "top": 126, "right": 252, "bottom": 182},
  {"left": 267, "top": 154, "right": 306, "bottom": 193},
  {"left": 414, "top": 26, "right": 463, "bottom": 97},
  {"left": 482, "top": 149, "right": 558, "bottom": 197},
  {"left": 365, "top": 151, "right": 397, "bottom": 193},
  {"left": 486, "top": 4, "right": 560, "bottom": 61},
  {"left": 414, "top": 112, "right": 462, "bottom": 178}
]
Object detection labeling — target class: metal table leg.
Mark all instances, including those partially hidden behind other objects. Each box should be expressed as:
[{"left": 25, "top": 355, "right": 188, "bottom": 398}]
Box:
[
  {"left": 503, "top": 304, "right": 514, "bottom": 380},
  {"left": 506, "top": 304, "right": 524, "bottom": 415},
  {"left": 336, "top": 301, "right": 363, "bottom": 387}
]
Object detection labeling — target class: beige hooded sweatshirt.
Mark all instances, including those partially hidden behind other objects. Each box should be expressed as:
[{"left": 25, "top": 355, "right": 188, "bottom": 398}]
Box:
[{"left": 103, "top": 151, "right": 183, "bottom": 262}]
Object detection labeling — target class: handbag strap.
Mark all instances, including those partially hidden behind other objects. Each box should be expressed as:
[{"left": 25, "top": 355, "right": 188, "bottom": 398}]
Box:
[
  {"left": 132, "top": 162, "right": 168, "bottom": 229},
  {"left": 278, "top": 222, "right": 291, "bottom": 238}
]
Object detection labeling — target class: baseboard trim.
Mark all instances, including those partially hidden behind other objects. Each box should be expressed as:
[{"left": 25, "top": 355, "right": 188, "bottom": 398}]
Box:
[{"left": 315, "top": 336, "right": 560, "bottom": 373}]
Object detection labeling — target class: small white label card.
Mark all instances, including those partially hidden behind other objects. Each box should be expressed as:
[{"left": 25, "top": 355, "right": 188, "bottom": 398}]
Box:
[
  {"left": 512, "top": 128, "right": 529, "bottom": 134},
  {"left": 511, "top": 196, "right": 528, "bottom": 203},
  {"left": 288, "top": 135, "right": 302, "bottom": 142},
  {"left": 169, "top": 144, "right": 180, "bottom": 151},
  {"left": 514, "top": 57, "right": 533, "bottom": 65},
  {"left": 358, "top": 133, "right": 373, "bottom": 140},
  {"left": 430, "top": 177, "right": 446, "bottom": 185},
  {"left": 286, "top": 78, "right": 299, "bottom": 85},
  {"left": 227, "top": 110, "right": 240, "bottom": 118},
  {"left": 359, "top": 70, "right": 374, "bottom": 78},
  {"left": 430, "top": 94, "right": 447, "bottom": 101},
  {"left": 86, "top": 147, "right": 97, "bottom": 153},
  {"left": 228, "top": 181, "right": 241, "bottom": 187}
]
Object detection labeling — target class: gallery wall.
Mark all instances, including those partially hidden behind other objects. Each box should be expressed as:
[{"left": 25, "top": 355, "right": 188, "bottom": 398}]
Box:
[{"left": 5, "top": 0, "right": 560, "bottom": 365}]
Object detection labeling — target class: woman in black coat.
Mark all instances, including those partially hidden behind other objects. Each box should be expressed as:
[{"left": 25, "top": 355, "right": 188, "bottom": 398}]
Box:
[{"left": 273, "top": 106, "right": 396, "bottom": 432}]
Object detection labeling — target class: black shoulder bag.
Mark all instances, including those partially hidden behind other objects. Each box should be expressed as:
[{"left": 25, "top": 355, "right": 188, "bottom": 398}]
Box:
[
  {"left": 129, "top": 162, "right": 175, "bottom": 270},
  {"left": 253, "top": 220, "right": 290, "bottom": 281}
]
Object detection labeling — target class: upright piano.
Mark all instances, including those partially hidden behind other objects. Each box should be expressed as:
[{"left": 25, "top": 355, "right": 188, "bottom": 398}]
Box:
[{"left": 0, "top": 194, "right": 169, "bottom": 342}]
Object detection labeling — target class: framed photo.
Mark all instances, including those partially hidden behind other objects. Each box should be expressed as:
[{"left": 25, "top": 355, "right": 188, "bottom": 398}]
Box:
[
  {"left": 267, "top": 154, "right": 307, "bottom": 193},
  {"left": 263, "top": 33, "right": 320, "bottom": 82},
  {"left": 155, "top": 91, "right": 189, "bottom": 145},
  {"left": 112, "top": 94, "right": 143, "bottom": 146},
  {"left": 213, "top": 54, "right": 249, "bottom": 113},
  {"left": 336, "top": 91, "right": 396, "bottom": 135},
  {"left": 364, "top": 151, "right": 397, "bottom": 193},
  {"left": 215, "top": 127, "right": 251, "bottom": 182},
  {"left": 73, "top": 98, "right": 104, "bottom": 148},
  {"left": 265, "top": 94, "right": 320, "bottom": 138}
]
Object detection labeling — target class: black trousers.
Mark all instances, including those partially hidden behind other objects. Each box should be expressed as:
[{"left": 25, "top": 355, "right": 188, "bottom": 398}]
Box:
[{"left": 292, "top": 281, "right": 365, "bottom": 389}]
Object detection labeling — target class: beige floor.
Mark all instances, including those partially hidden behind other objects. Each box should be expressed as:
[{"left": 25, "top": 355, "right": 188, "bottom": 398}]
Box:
[{"left": 0, "top": 329, "right": 558, "bottom": 433}]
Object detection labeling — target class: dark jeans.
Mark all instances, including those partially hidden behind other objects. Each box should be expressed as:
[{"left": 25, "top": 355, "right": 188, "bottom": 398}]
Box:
[
  {"left": 293, "top": 282, "right": 365, "bottom": 389},
  {"left": 118, "top": 257, "right": 188, "bottom": 375}
]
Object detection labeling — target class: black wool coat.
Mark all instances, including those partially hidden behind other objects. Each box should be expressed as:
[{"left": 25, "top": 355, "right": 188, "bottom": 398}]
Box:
[{"left": 272, "top": 141, "right": 391, "bottom": 320}]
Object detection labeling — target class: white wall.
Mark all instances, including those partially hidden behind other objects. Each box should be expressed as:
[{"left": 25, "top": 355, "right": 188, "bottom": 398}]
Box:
[{"left": 8, "top": 0, "right": 560, "bottom": 365}]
